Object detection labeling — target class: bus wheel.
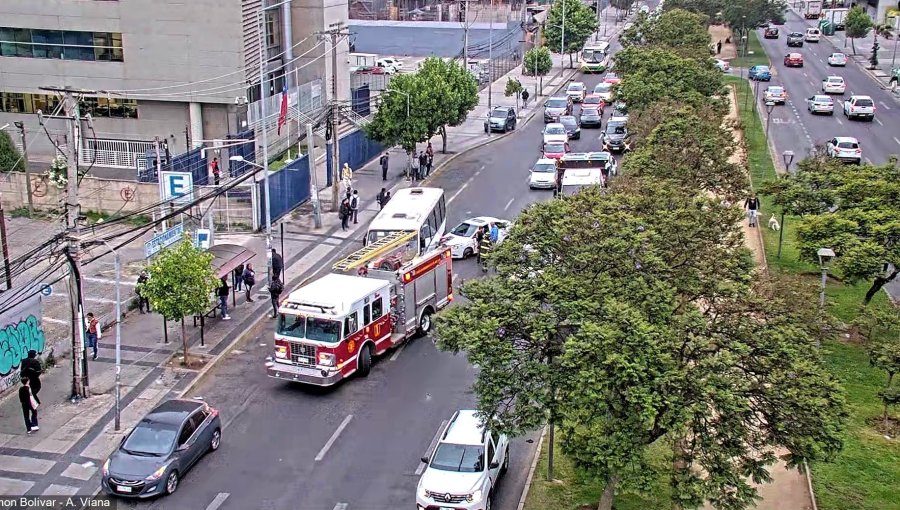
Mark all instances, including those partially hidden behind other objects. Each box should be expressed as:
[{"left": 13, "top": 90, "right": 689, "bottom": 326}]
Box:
[
  {"left": 357, "top": 345, "right": 372, "bottom": 377},
  {"left": 417, "top": 310, "right": 433, "bottom": 337}
]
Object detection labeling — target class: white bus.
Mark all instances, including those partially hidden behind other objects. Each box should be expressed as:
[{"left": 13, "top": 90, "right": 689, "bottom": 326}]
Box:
[
  {"left": 365, "top": 187, "right": 447, "bottom": 256},
  {"left": 579, "top": 42, "right": 611, "bottom": 74}
]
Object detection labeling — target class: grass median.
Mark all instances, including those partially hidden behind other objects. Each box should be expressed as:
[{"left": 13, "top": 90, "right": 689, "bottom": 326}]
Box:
[
  {"left": 729, "top": 75, "right": 900, "bottom": 510},
  {"left": 731, "top": 30, "right": 770, "bottom": 69}
]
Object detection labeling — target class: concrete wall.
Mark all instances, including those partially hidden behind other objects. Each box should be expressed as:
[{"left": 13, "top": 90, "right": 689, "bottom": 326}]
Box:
[
  {"left": 0, "top": 171, "right": 159, "bottom": 216},
  {"left": 348, "top": 20, "right": 518, "bottom": 57},
  {"left": 291, "top": 0, "right": 351, "bottom": 101}
]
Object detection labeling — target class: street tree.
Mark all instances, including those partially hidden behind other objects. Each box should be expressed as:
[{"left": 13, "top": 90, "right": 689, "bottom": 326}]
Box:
[
  {"left": 365, "top": 73, "right": 431, "bottom": 166},
  {"left": 621, "top": 8, "right": 713, "bottom": 60},
  {"left": 0, "top": 130, "right": 25, "bottom": 173},
  {"left": 543, "top": 0, "right": 599, "bottom": 68},
  {"left": 844, "top": 5, "right": 873, "bottom": 55},
  {"left": 504, "top": 77, "right": 523, "bottom": 111},
  {"left": 415, "top": 57, "right": 479, "bottom": 153},
  {"left": 613, "top": 47, "right": 725, "bottom": 111},
  {"left": 140, "top": 235, "right": 218, "bottom": 365},
  {"left": 662, "top": 0, "right": 724, "bottom": 19},
  {"left": 782, "top": 158, "right": 900, "bottom": 303},
  {"left": 523, "top": 46, "right": 553, "bottom": 92},
  {"left": 721, "top": 0, "right": 787, "bottom": 31},
  {"left": 870, "top": 335, "right": 900, "bottom": 430}
]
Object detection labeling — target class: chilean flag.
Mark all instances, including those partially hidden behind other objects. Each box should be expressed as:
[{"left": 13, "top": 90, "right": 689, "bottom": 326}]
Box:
[{"left": 276, "top": 85, "right": 288, "bottom": 135}]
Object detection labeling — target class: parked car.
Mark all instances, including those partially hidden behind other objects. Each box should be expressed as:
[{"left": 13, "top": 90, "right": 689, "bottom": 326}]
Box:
[
  {"left": 101, "top": 399, "right": 221, "bottom": 498},
  {"left": 442, "top": 218, "right": 511, "bottom": 258},
  {"left": 748, "top": 65, "right": 772, "bottom": 81},
  {"left": 376, "top": 57, "right": 404, "bottom": 73},
  {"left": 416, "top": 410, "right": 509, "bottom": 510},
  {"left": 558, "top": 115, "right": 581, "bottom": 140},
  {"left": 529, "top": 158, "right": 559, "bottom": 190},
  {"left": 827, "top": 52, "right": 848, "bottom": 66},
  {"left": 842, "top": 95, "right": 875, "bottom": 121},
  {"left": 484, "top": 106, "right": 517, "bottom": 133},
  {"left": 542, "top": 141, "right": 570, "bottom": 159},
  {"left": 542, "top": 123, "right": 569, "bottom": 145},
  {"left": 600, "top": 120, "right": 629, "bottom": 153},
  {"left": 764, "top": 26, "right": 780, "bottom": 38},
  {"left": 807, "top": 94, "right": 835, "bottom": 115},
  {"left": 821, "top": 76, "right": 846, "bottom": 94},
  {"left": 764, "top": 85, "right": 787, "bottom": 104},
  {"left": 566, "top": 81, "right": 587, "bottom": 102},
  {"left": 783, "top": 53, "right": 804, "bottom": 67},
  {"left": 543, "top": 96, "right": 572, "bottom": 123},
  {"left": 826, "top": 136, "right": 862, "bottom": 164},
  {"left": 714, "top": 58, "right": 731, "bottom": 71},
  {"left": 593, "top": 82, "right": 614, "bottom": 102},
  {"left": 787, "top": 32, "right": 805, "bottom": 47},
  {"left": 579, "top": 107, "right": 603, "bottom": 127}
]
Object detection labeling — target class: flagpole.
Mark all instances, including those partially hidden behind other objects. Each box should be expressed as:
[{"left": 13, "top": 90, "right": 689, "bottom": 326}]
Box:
[{"left": 258, "top": 9, "right": 274, "bottom": 287}]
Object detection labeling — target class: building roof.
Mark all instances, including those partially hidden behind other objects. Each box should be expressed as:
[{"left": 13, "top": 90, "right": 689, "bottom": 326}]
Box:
[{"left": 284, "top": 273, "right": 389, "bottom": 316}]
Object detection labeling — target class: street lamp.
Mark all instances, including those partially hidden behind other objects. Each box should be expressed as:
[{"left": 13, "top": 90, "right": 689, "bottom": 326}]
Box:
[
  {"left": 99, "top": 241, "right": 122, "bottom": 431},
  {"left": 776, "top": 151, "right": 795, "bottom": 259},
  {"left": 817, "top": 247, "right": 836, "bottom": 308},
  {"left": 765, "top": 101, "right": 776, "bottom": 139}
]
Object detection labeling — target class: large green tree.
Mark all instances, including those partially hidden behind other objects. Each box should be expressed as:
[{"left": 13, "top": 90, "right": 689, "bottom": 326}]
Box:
[
  {"left": 771, "top": 157, "right": 900, "bottom": 303},
  {"left": 524, "top": 46, "right": 553, "bottom": 92},
  {"left": 543, "top": 0, "right": 599, "bottom": 68},
  {"left": 0, "top": 130, "right": 25, "bottom": 173},
  {"left": 139, "top": 235, "right": 219, "bottom": 364},
  {"left": 613, "top": 47, "right": 725, "bottom": 111},
  {"left": 621, "top": 8, "right": 713, "bottom": 60},
  {"left": 844, "top": 5, "right": 873, "bottom": 55},
  {"left": 721, "top": 0, "right": 787, "bottom": 31}
]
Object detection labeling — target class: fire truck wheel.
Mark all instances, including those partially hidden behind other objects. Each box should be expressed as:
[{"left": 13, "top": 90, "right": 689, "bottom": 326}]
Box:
[
  {"left": 357, "top": 345, "right": 373, "bottom": 377},
  {"left": 417, "top": 309, "right": 434, "bottom": 337}
]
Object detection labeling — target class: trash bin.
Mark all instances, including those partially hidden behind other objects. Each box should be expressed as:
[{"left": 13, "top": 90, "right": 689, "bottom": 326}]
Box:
[{"left": 819, "top": 20, "right": 835, "bottom": 36}]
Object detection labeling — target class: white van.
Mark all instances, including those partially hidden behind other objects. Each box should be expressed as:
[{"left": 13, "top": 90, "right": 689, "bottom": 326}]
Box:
[{"left": 805, "top": 27, "right": 821, "bottom": 42}]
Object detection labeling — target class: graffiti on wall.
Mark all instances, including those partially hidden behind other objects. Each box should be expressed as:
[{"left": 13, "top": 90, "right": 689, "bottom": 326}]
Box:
[{"left": 0, "top": 295, "right": 45, "bottom": 393}]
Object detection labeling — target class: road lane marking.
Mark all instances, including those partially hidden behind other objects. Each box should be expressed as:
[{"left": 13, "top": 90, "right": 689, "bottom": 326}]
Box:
[
  {"left": 894, "top": 137, "right": 900, "bottom": 146},
  {"left": 205, "top": 493, "right": 230, "bottom": 510},
  {"left": 879, "top": 101, "right": 891, "bottom": 110},
  {"left": 332, "top": 504, "right": 348, "bottom": 510},
  {"left": 315, "top": 415, "right": 354, "bottom": 461},
  {"left": 416, "top": 419, "right": 450, "bottom": 476},
  {"left": 390, "top": 345, "right": 405, "bottom": 361},
  {"left": 865, "top": 157, "right": 872, "bottom": 164},
  {"left": 504, "top": 198, "right": 515, "bottom": 211},
  {"left": 447, "top": 168, "right": 482, "bottom": 205},
  {"left": 874, "top": 117, "right": 883, "bottom": 126},
  {"left": 836, "top": 118, "right": 843, "bottom": 125}
]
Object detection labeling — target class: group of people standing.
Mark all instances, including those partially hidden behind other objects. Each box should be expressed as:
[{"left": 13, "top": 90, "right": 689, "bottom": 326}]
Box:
[
  {"left": 410, "top": 143, "right": 435, "bottom": 181},
  {"left": 226, "top": 248, "right": 285, "bottom": 319}
]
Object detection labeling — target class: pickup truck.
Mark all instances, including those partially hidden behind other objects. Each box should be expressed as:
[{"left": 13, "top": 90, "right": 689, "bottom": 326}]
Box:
[{"left": 842, "top": 95, "right": 875, "bottom": 121}]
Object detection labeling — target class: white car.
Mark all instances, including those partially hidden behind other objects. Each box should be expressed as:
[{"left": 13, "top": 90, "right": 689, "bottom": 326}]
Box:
[
  {"left": 566, "top": 81, "right": 586, "bottom": 102},
  {"left": 542, "top": 123, "right": 569, "bottom": 145},
  {"left": 529, "top": 158, "right": 558, "bottom": 190},
  {"left": 843, "top": 95, "right": 875, "bottom": 121},
  {"left": 827, "top": 52, "right": 847, "bottom": 66},
  {"left": 807, "top": 94, "right": 834, "bottom": 115},
  {"left": 593, "top": 82, "right": 614, "bottom": 102},
  {"left": 442, "top": 217, "right": 511, "bottom": 259},
  {"left": 826, "top": 136, "right": 862, "bottom": 164},
  {"left": 764, "top": 85, "right": 786, "bottom": 104},
  {"left": 821, "top": 76, "right": 846, "bottom": 94},
  {"left": 376, "top": 57, "right": 404, "bottom": 73},
  {"left": 714, "top": 58, "right": 731, "bottom": 71},
  {"left": 416, "top": 410, "right": 509, "bottom": 510}
]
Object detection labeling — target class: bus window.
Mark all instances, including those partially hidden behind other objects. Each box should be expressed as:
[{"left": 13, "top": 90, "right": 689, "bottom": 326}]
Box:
[
  {"left": 428, "top": 209, "right": 438, "bottom": 233},
  {"left": 420, "top": 224, "right": 434, "bottom": 251}
]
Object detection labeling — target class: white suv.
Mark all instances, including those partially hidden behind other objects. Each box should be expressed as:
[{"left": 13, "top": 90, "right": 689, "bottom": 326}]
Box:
[
  {"left": 416, "top": 410, "right": 509, "bottom": 510},
  {"left": 826, "top": 136, "right": 862, "bottom": 165}
]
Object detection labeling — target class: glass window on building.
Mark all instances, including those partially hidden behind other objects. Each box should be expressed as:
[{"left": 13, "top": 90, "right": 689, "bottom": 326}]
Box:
[
  {"left": 31, "top": 30, "right": 64, "bottom": 59},
  {"left": 0, "top": 91, "right": 136, "bottom": 118},
  {"left": 0, "top": 92, "right": 26, "bottom": 113},
  {"left": 0, "top": 27, "right": 123, "bottom": 62}
]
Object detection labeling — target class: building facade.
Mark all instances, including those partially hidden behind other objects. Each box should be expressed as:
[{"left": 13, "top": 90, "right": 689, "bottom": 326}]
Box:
[{"left": 0, "top": 0, "right": 348, "bottom": 171}]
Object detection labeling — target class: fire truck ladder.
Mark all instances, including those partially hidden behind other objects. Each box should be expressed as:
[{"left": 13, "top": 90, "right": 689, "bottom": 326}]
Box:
[{"left": 332, "top": 231, "right": 418, "bottom": 272}]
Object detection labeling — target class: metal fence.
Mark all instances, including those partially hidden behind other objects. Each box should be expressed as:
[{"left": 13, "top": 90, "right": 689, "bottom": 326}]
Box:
[
  {"left": 325, "top": 129, "right": 385, "bottom": 187},
  {"left": 258, "top": 154, "right": 311, "bottom": 224},
  {"left": 196, "top": 183, "right": 257, "bottom": 233},
  {"left": 81, "top": 138, "right": 156, "bottom": 170}
]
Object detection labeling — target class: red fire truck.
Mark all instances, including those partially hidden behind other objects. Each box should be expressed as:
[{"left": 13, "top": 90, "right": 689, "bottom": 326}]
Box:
[{"left": 266, "top": 231, "right": 454, "bottom": 386}]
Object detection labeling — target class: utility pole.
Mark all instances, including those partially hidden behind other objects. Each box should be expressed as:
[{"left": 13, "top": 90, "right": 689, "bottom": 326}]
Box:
[
  {"left": 41, "top": 86, "right": 92, "bottom": 399},
  {"left": 154, "top": 136, "right": 167, "bottom": 231},
  {"left": 462, "top": 0, "right": 470, "bottom": 70},
  {"left": 14, "top": 122, "right": 34, "bottom": 215},
  {"left": 317, "top": 25, "right": 351, "bottom": 211},
  {"left": 0, "top": 201, "right": 12, "bottom": 290},
  {"left": 307, "top": 123, "right": 322, "bottom": 228},
  {"left": 488, "top": 0, "right": 494, "bottom": 115},
  {"left": 561, "top": 0, "right": 567, "bottom": 75}
]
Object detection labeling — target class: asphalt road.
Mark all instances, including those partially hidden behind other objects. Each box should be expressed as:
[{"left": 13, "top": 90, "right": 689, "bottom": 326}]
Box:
[
  {"left": 113, "top": 40, "right": 628, "bottom": 510},
  {"left": 754, "top": 12, "right": 900, "bottom": 166},
  {"left": 752, "top": 12, "right": 900, "bottom": 301}
]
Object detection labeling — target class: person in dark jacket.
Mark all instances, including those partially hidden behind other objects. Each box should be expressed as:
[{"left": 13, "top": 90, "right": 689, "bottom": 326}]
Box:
[
  {"left": 233, "top": 263, "right": 245, "bottom": 291},
  {"left": 379, "top": 153, "right": 389, "bottom": 181},
  {"left": 745, "top": 194, "right": 761, "bottom": 227},
  {"left": 136, "top": 270, "right": 150, "bottom": 313},
  {"left": 339, "top": 198, "right": 351, "bottom": 231},
  {"left": 19, "top": 378, "right": 38, "bottom": 433},
  {"left": 242, "top": 263, "right": 256, "bottom": 302},
  {"left": 418, "top": 152, "right": 428, "bottom": 179},
  {"left": 269, "top": 277, "right": 284, "bottom": 318},
  {"left": 475, "top": 226, "right": 485, "bottom": 264},
  {"left": 217, "top": 277, "right": 231, "bottom": 320},
  {"left": 350, "top": 190, "right": 360, "bottom": 224},
  {"left": 20, "top": 350, "right": 42, "bottom": 404},
  {"left": 271, "top": 249, "right": 284, "bottom": 282},
  {"left": 377, "top": 188, "right": 388, "bottom": 210}
]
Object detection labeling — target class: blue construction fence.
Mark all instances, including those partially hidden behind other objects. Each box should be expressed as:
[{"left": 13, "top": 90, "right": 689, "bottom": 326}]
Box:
[
  {"left": 325, "top": 129, "right": 386, "bottom": 187},
  {"left": 137, "top": 129, "right": 256, "bottom": 184},
  {"left": 258, "top": 155, "right": 311, "bottom": 224}
]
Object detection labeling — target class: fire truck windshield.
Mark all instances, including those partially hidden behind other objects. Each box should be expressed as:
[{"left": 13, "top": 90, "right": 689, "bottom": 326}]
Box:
[{"left": 277, "top": 314, "right": 341, "bottom": 343}]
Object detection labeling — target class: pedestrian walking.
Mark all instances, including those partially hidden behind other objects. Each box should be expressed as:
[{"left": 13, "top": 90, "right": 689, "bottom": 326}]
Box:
[
  {"left": 350, "top": 190, "right": 360, "bottom": 224},
  {"left": 426, "top": 143, "right": 434, "bottom": 176},
  {"left": 269, "top": 277, "right": 284, "bottom": 318},
  {"left": 418, "top": 151, "right": 428, "bottom": 179},
  {"left": 242, "top": 263, "right": 256, "bottom": 302},
  {"left": 233, "top": 263, "right": 244, "bottom": 291},
  {"left": 377, "top": 188, "right": 388, "bottom": 210},
  {"left": 411, "top": 152, "right": 420, "bottom": 181},
  {"left": 716, "top": 40, "right": 722, "bottom": 55},
  {"left": 745, "top": 194, "right": 761, "bottom": 227},
  {"left": 85, "top": 312, "right": 100, "bottom": 360},
  {"left": 379, "top": 153, "right": 390, "bottom": 181},
  {"left": 211, "top": 157, "right": 221, "bottom": 185},
  {"left": 521, "top": 88, "right": 530, "bottom": 108},
  {"left": 20, "top": 350, "right": 42, "bottom": 405},
  {"left": 271, "top": 248, "right": 284, "bottom": 282},
  {"left": 19, "top": 378, "right": 39, "bottom": 434},
  {"left": 217, "top": 277, "right": 231, "bottom": 320},
  {"left": 136, "top": 270, "right": 150, "bottom": 313},
  {"left": 339, "top": 198, "right": 351, "bottom": 231}
]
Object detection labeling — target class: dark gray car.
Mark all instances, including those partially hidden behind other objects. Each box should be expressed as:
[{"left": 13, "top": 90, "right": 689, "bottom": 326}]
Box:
[
  {"left": 558, "top": 115, "right": 581, "bottom": 139},
  {"left": 580, "top": 107, "right": 602, "bottom": 127},
  {"left": 483, "top": 106, "right": 517, "bottom": 133},
  {"left": 101, "top": 399, "right": 222, "bottom": 499},
  {"left": 543, "top": 96, "right": 572, "bottom": 123},
  {"left": 601, "top": 121, "right": 629, "bottom": 152}
]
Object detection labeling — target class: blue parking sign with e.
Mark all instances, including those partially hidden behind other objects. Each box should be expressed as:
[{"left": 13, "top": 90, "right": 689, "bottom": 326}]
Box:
[{"left": 160, "top": 171, "right": 194, "bottom": 203}]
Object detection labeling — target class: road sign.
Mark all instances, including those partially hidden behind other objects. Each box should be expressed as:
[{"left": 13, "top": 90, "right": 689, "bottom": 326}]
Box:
[
  {"left": 39, "top": 284, "right": 53, "bottom": 297},
  {"left": 144, "top": 223, "right": 185, "bottom": 258},
  {"left": 195, "top": 229, "right": 211, "bottom": 250},
  {"left": 160, "top": 171, "right": 194, "bottom": 203}
]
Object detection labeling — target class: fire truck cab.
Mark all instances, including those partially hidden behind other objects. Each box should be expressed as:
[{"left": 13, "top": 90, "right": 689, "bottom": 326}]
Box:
[{"left": 267, "top": 231, "right": 453, "bottom": 386}]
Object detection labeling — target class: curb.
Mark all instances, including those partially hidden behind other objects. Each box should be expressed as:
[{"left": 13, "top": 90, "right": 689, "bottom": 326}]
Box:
[{"left": 516, "top": 425, "right": 548, "bottom": 510}]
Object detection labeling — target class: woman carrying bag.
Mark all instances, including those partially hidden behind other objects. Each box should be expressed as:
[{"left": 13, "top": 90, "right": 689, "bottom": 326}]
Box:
[{"left": 19, "top": 378, "right": 39, "bottom": 434}]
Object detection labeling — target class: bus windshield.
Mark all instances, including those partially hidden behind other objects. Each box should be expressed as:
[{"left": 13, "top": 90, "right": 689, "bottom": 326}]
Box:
[
  {"left": 277, "top": 314, "right": 342, "bottom": 343},
  {"left": 582, "top": 49, "right": 605, "bottom": 63}
]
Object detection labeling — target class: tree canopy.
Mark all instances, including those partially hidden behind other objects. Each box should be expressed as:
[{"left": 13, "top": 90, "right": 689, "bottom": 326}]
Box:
[
  {"left": 543, "top": 0, "right": 599, "bottom": 66},
  {"left": 0, "top": 130, "right": 25, "bottom": 173},
  {"left": 621, "top": 8, "right": 713, "bottom": 60},
  {"left": 524, "top": 46, "right": 553, "bottom": 77},
  {"left": 844, "top": 6, "right": 873, "bottom": 55},
  {"left": 612, "top": 47, "right": 725, "bottom": 111}
]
